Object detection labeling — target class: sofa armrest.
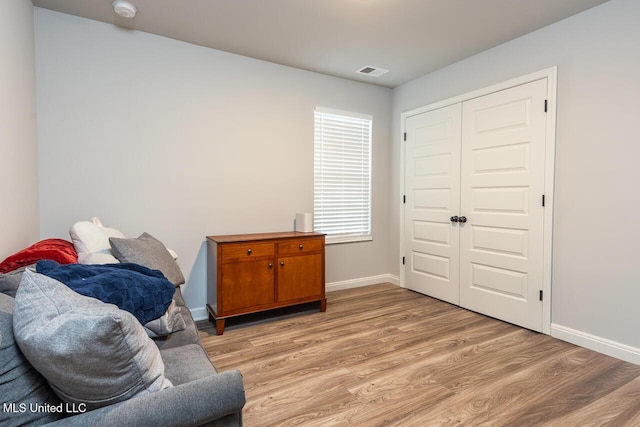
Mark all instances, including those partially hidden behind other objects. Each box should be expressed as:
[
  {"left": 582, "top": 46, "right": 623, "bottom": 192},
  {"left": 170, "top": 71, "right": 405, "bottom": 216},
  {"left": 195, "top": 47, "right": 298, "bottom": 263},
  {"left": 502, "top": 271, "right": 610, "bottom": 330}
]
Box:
[{"left": 45, "top": 370, "right": 245, "bottom": 427}]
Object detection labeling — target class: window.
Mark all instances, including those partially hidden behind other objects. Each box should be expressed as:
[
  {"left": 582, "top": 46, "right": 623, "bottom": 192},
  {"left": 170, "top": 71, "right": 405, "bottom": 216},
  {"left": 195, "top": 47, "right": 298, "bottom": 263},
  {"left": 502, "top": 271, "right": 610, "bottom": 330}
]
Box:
[{"left": 314, "top": 107, "right": 372, "bottom": 244}]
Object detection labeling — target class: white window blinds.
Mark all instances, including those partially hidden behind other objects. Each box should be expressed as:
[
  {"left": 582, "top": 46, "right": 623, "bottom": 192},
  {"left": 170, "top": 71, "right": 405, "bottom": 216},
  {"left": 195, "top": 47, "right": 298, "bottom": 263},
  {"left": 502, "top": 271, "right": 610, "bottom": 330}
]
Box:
[{"left": 314, "top": 108, "right": 372, "bottom": 243}]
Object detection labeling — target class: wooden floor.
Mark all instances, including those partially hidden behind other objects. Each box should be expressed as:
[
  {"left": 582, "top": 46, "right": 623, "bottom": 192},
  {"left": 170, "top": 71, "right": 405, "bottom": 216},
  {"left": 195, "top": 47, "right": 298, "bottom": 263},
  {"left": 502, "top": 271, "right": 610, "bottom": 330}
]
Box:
[{"left": 197, "top": 284, "right": 640, "bottom": 426}]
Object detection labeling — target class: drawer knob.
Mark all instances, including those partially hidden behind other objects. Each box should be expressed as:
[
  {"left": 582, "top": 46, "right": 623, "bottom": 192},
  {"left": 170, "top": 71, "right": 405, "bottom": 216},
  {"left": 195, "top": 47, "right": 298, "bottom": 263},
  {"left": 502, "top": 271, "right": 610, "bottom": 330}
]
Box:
[
  {"left": 280, "top": 261, "right": 285, "bottom": 267},
  {"left": 299, "top": 244, "right": 304, "bottom": 250},
  {"left": 268, "top": 263, "right": 273, "bottom": 268},
  {"left": 247, "top": 248, "right": 252, "bottom": 255}
]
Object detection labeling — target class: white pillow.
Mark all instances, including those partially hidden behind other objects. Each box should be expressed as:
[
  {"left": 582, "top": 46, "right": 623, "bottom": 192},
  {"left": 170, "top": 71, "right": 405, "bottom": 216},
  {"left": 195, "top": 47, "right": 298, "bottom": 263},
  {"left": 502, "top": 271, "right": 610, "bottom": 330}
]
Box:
[
  {"left": 69, "top": 217, "right": 124, "bottom": 264},
  {"left": 70, "top": 218, "right": 178, "bottom": 264}
]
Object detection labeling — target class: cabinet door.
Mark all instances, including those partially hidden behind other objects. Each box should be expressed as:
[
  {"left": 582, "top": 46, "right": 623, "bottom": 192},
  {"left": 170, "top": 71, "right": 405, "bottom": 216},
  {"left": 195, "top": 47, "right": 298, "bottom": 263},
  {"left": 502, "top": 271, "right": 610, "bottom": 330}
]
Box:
[
  {"left": 277, "top": 254, "right": 323, "bottom": 302},
  {"left": 221, "top": 261, "right": 274, "bottom": 313}
]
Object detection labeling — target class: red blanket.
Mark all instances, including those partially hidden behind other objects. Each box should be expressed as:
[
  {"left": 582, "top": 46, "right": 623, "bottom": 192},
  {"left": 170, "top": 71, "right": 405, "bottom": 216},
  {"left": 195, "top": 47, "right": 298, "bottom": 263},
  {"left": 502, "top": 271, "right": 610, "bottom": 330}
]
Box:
[{"left": 0, "top": 239, "right": 78, "bottom": 273}]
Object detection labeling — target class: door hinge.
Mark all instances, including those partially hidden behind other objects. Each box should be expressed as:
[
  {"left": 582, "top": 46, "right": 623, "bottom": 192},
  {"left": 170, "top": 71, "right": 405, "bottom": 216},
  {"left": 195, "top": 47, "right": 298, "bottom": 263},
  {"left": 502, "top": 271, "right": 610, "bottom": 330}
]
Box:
[
  {"left": 403, "top": 132, "right": 407, "bottom": 141},
  {"left": 542, "top": 194, "right": 545, "bottom": 207},
  {"left": 403, "top": 195, "right": 406, "bottom": 204},
  {"left": 402, "top": 256, "right": 405, "bottom": 265},
  {"left": 539, "top": 290, "right": 543, "bottom": 301},
  {"left": 544, "top": 100, "right": 548, "bottom": 113}
]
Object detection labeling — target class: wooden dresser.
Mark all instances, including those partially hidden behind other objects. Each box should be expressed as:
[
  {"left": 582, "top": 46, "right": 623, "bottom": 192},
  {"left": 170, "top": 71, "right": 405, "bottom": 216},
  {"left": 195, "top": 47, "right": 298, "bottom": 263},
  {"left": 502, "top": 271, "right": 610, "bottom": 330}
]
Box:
[{"left": 206, "top": 231, "right": 326, "bottom": 335}]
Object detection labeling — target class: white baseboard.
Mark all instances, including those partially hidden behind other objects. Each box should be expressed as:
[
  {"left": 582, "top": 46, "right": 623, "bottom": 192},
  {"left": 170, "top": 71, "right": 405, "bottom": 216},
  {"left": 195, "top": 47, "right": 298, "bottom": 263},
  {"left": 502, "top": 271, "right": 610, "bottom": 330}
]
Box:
[
  {"left": 190, "top": 306, "right": 209, "bottom": 322},
  {"left": 326, "top": 274, "right": 400, "bottom": 292},
  {"left": 551, "top": 323, "right": 640, "bottom": 365}
]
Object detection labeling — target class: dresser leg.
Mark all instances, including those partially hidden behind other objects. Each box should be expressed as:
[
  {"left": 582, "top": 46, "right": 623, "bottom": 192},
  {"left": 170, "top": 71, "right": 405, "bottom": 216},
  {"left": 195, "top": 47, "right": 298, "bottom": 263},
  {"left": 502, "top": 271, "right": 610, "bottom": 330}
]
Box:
[
  {"left": 320, "top": 298, "right": 327, "bottom": 312},
  {"left": 215, "top": 318, "right": 226, "bottom": 335}
]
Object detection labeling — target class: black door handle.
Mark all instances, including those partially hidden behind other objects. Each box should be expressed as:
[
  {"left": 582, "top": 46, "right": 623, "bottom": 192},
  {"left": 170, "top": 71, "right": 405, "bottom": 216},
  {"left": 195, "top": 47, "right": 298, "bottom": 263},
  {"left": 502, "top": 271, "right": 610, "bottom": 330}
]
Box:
[
  {"left": 450, "top": 216, "right": 459, "bottom": 223},
  {"left": 459, "top": 216, "right": 467, "bottom": 223}
]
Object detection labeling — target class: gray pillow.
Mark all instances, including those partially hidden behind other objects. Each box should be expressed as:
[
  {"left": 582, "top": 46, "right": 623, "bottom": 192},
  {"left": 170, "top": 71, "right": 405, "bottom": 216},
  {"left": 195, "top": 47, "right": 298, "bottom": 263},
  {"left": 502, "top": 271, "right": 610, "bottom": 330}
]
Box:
[
  {"left": 109, "top": 233, "right": 185, "bottom": 285},
  {"left": 12, "top": 270, "right": 173, "bottom": 410},
  {"left": 0, "top": 266, "right": 32, "bottom": 298},
  {"left": 0, "top": 292, "right": 62, "bottom": 425}
]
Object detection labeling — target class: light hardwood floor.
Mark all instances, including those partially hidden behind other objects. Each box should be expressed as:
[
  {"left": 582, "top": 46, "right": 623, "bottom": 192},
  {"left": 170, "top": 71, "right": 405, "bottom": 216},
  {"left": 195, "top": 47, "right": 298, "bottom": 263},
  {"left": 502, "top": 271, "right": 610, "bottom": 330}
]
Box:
[{"left": 197, "top": 283, "right": 640, "bottom": 426}]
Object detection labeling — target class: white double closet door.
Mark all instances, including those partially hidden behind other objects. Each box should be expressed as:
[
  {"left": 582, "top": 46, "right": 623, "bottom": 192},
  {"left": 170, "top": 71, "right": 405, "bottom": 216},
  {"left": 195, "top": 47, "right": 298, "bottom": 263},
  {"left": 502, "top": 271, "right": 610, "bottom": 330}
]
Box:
[{"left": 404, "top": 78, "right": 548, "bottom": 332}]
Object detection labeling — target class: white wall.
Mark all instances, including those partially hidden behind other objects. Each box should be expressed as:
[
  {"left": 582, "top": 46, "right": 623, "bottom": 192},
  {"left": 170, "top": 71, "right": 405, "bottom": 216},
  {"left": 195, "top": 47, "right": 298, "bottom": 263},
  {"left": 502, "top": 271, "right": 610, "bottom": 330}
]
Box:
[
  {"left": 34, "top": 9, "right": 393, "bottom": 316},
  {"left": 0, "top": 0, "right": 39, "bottom": 260},
  {"left": 392, "top": 0, "right": 640, "bottom": 361}
]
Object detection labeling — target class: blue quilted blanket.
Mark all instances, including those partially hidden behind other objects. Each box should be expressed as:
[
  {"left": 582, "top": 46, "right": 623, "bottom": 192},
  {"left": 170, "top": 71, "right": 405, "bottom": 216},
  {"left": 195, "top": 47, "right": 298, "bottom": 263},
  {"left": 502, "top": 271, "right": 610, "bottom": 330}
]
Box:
[{"left": 36, "top": 260, "right": 175, "bottom": 325}]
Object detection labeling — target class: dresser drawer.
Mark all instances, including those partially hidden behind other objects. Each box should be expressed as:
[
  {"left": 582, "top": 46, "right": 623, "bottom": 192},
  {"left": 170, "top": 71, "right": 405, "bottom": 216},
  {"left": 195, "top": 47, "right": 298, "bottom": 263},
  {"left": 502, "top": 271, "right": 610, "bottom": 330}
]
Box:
[
  {"left": 222, "top": 242, "right": 274, "bottom": 261},
  {"left": 278, "top": 238, "right": 323, "bottom": 256}
]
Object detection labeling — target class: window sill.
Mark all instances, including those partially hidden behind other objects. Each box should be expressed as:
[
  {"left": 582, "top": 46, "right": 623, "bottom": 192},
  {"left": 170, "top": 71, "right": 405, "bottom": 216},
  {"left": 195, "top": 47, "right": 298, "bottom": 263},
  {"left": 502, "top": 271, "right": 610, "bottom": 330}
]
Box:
[{"left": 325, "top": 235, "right": 373, "bottom": 245}]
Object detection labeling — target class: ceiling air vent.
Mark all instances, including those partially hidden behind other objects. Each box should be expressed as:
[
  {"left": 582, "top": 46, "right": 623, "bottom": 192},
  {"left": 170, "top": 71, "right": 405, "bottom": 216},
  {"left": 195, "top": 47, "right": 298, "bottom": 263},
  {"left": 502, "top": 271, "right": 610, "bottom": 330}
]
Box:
[{"left": 357, "top": 66, "right": 389, "bottom": 77}]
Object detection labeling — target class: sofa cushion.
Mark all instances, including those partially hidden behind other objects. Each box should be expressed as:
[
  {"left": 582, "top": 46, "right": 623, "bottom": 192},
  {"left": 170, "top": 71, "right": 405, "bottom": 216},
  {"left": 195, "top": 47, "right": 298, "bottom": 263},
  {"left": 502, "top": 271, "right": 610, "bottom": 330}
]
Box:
[
  {"left": 144, "top": 300, "right": 187, "bottom": 338},
  {"left": 109, "top": 233, "right": 185, "bottom": 285},
  {"left": 152, "top": 305, "right": 200, "bottom": 350},
  {"left": 0, "top": 292, "right": 63, "bottom": 425},
  {"left": 172, "top": 285, "right": 187, "bottom": 307},
  {"left": 161, "top": 344, "right": 217, "bottom": 386},
  {"left": 0, "top": 266, "right": 31, "bottom": 298},
  {"left": 13, "top": 270, "right": 173, "bottom": 410}
]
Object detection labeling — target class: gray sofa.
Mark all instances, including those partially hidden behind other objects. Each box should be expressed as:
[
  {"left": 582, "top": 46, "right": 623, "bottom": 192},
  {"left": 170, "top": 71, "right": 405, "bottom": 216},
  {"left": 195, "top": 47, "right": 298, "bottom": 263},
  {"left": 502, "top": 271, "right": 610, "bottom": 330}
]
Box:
[{"left": 0, "top": 272, "right": 245, "bottom": 426}]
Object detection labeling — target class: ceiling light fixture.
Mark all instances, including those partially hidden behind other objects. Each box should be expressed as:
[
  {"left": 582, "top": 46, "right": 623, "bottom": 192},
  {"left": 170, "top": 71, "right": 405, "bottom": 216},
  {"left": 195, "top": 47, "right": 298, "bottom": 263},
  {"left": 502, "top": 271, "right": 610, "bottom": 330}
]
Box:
[{"left": 112, "top": 0, "right": 137, "bottom": 18}]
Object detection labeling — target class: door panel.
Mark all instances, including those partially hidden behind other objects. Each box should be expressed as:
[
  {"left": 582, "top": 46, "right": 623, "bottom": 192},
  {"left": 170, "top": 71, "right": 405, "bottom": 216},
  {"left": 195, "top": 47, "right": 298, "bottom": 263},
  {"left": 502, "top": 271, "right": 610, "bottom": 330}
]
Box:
[
  {"left": 470, "top": 264, "right": 528, "bottom": 299},
  {"left": 459, "top": 78, "right": 547, "bottom": 331},
  {"left": 471, "top": 226, "right": 528, "bottom": 257},
  {"left": 404, "top": 104, "right": 461, "bottom": 304}
]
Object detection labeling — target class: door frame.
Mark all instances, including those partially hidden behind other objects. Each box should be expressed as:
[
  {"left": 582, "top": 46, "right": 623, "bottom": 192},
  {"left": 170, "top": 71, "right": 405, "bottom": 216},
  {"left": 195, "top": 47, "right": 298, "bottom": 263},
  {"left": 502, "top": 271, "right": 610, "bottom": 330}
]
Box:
[{"left": 400, "top": 67, "right": 557, "bottom": 335}]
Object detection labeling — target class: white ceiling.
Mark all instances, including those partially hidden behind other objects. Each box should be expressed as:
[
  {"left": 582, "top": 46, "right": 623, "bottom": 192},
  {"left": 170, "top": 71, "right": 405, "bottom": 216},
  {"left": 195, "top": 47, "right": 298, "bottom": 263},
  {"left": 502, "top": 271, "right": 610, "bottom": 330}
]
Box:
[{"left": 31, "top": 0, "right": 610, "bottom": 88}]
